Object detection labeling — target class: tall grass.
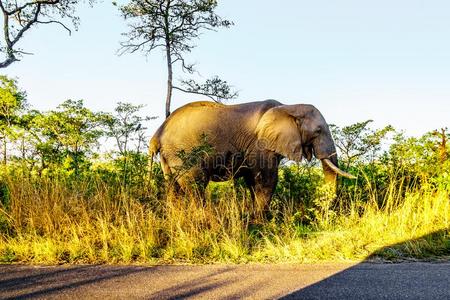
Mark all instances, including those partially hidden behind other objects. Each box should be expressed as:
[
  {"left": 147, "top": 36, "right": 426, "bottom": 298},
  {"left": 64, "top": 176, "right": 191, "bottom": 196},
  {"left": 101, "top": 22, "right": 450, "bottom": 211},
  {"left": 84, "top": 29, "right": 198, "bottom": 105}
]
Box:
[{"left": 0, "top": 172, "right": 449, "bottom": 264}]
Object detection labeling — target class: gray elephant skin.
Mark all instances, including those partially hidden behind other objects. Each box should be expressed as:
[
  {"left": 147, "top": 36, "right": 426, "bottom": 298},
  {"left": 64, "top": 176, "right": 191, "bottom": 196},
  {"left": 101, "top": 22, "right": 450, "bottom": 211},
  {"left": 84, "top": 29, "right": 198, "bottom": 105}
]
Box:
[{"left": 150, "top": 100, "right": 354, "bottom": 208}]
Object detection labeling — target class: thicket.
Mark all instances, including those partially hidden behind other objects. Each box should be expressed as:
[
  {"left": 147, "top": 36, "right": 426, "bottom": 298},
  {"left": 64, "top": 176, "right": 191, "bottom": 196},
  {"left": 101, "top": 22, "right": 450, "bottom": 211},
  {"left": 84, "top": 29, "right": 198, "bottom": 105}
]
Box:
[{"left": 0, "top": 76, "right": 449, "bottom": 263}]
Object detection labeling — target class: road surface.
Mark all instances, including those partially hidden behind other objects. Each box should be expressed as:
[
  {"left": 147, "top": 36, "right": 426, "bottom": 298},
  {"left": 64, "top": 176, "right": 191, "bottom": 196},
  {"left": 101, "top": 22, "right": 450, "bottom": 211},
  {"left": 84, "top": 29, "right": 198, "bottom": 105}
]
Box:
[{"left": 1, "top": 262, "right": 450, "bottom": 299}]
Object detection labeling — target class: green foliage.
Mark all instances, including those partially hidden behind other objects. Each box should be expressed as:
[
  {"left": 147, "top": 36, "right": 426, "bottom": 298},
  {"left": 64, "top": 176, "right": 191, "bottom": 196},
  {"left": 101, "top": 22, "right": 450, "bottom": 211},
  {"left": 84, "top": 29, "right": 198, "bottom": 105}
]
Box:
[
  {"left": 330, "top": 120, "right": 394, "bottom": 167},
  {"left": 0, "top": 76, "right": 27, "bottom": 116},
  {"left": 331, "top": 123, "right": 450, "bottom": 209},
  {"left": 178, "top": 76, "right": 239, "bottom": 103},
  {"left": 175, "top": 133, "right": 214, "bottom": 174},
  {"left": 0, "top": 180, "right": 9, "bottom": 208},
  {"left": 104, "top": 102, "right": 155, "bottom": 186},
  {"left": 274, "top": 163, "right": 322, "bottom": 224},
  {"left": 105, "top": 102, "right": 154, "bottom": 156},
  {"left": 0, "top": 76, "right": 27, "bottom": 164},
  {"left": 387, "top": 131, "right": 449, "bottom": 179},
  {"left": 0, "top": 180, "right": 11, "bottom": 235},
  {"left": 0, "top": 96, "right": 157, "bottom": 193},
  {"left": 26, "top": 99, "right": 107, "bottom": 175}
]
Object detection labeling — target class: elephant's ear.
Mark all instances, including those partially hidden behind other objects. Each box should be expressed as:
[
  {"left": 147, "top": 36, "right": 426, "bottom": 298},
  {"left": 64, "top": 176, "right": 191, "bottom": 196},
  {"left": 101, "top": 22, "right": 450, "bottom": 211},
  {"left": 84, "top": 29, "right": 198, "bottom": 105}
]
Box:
[{"left": 255, "top": 106, "right": 303, "bottom": 161}]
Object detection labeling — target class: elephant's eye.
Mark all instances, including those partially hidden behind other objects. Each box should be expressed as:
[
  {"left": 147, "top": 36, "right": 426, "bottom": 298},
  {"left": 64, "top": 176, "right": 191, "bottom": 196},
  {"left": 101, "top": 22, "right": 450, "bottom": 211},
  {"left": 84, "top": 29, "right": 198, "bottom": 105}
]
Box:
[{"left": 315, "top": 128, "right": 322, "bottom": 135}]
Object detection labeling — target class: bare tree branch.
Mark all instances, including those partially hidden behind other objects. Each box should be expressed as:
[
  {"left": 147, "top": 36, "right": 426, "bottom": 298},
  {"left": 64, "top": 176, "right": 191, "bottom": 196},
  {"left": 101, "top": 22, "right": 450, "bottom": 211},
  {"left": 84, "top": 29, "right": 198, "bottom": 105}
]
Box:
[
  {"left": 11, "top": 4, "right": 42, "bottom": 46},
  {"left": 175, "top": 76, "right": 238, "bottom": 103},
  {"left": 37, "top": 20, "right": 72, "bottom": 35},
  {"left": 0, "top": 0, "right": 84, "bottom": 68},
  {"left": 7, "top": 0, "right": 59, "bottom": 15}
]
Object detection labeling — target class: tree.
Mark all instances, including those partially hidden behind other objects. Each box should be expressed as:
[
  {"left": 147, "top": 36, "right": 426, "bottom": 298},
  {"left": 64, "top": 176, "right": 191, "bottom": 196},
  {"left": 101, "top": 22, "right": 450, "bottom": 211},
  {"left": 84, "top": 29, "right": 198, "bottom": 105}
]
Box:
[
  {"left": 330, "top": 120, "right": 394, "bottom": 168},
  {"left": 0, "top": 75, "right": 26, "bottom": 164},
  {"left": 0, "top": 0, "right": 85, "bottom": 68},
  {"left": 176, "top": 76, "right": 238, "bottom": 103},
  {"left": 105, "top": 102, "right": 155, "bottom": 184},
  {"left": 31, "top": 99, "right": 106, "bottom": 174},
  {"left": 432, "top": 128, "right": 448, "bottom": 164},
  {"left": 105, "top": 102, "right": 154, "bottom": 157},
  {"left": 118, "top": 0, "right": 237, "bottom": 118},
  {"left": 386, "top": 131, "right": 449, "bottom": 182},
  {"left": 13, "top": 109, "right": 41, "bottom": 166}
]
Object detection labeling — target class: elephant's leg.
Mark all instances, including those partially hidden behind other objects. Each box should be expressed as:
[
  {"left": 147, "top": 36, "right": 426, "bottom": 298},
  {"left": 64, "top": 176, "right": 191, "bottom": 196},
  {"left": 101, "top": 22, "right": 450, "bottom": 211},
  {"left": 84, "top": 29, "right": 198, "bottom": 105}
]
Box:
[
  {"left": 243, "top": 174, "right": 256, "bottom": 202},
  {"left": 160, "top": 154, "right": 181, "bottom": 197},
  {"left": 161, "top": 153, "right": 207, "bottom": 201},
  {"left": 253, "top": 183, "right": 275, "bottom": 219},
  {"left": 160, "top": 154, "right": 171, "bottom": 177},
  {"left": 252, "top": 169, "right": 278, "bottom": 221}
]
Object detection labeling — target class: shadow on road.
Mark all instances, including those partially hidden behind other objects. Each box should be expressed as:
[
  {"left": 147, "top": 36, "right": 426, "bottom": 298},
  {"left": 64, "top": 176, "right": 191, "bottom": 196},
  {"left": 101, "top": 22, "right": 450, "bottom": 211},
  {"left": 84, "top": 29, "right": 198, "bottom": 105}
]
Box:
[
  {"left": 0, "top": 265, "right": 150, "bottom": 299},
  {"left": 147, "top": 267, "right": 238, "bottom": 299},
  {"left": 281, "top": 228, "right": 450, "bottom": 299},
  {"left": 0, "top": 264, "right": 241, "bottom": 299}
]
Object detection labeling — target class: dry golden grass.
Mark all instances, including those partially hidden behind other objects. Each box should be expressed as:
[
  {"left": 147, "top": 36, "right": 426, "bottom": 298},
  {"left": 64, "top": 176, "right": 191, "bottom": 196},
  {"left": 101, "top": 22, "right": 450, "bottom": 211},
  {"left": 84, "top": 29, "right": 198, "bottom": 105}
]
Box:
[{"left": 0, "top": 175, "right": 449, "bottom": 264}]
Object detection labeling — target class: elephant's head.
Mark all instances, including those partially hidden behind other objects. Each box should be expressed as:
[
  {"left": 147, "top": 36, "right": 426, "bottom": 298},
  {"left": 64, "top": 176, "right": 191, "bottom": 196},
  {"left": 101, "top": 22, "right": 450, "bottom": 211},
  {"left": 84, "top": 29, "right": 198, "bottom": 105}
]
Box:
[{"left": 255, "top": 104, "right": 355, "bottom": 187}]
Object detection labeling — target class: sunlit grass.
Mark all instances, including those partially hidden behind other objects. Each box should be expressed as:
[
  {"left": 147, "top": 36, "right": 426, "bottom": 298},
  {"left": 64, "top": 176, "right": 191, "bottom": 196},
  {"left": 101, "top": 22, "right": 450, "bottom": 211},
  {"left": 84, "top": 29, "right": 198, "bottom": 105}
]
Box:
[
  {"left": 0, "top": 174, "right": 449, "bottom": 264},
  {"left": 255, "top": 187, "right": 449, "bottom": 262}
]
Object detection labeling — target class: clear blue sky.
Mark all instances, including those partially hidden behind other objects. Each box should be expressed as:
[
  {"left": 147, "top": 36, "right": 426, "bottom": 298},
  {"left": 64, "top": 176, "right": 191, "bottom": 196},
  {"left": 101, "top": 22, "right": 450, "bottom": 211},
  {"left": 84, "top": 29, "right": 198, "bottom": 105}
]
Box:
[{"left": 3, "top": 0, "right": 450, "bottom": 136}]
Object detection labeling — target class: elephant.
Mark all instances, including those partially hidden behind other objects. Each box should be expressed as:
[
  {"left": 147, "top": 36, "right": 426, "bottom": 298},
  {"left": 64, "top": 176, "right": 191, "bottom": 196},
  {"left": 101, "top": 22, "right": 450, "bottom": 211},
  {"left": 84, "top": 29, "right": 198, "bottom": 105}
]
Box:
[{"left": 149, "top": 100, "right": 354, "bottom": 209}]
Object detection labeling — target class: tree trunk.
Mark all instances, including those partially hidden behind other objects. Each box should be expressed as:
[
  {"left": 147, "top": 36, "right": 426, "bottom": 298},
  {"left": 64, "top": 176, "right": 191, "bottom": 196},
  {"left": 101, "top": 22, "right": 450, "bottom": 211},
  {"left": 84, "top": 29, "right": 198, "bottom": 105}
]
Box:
[
  {"left": 165, "top": 47, "right": 173, "bottom": 119},
  {"left": 164, "top": 0, "right": 173, "bottom": 119},
  {"left": 0, "top": 12, "right": 17, "bottom": 69},
  {"left": 438, "top": 128, "right": 447, "bottom": 163},
  {"left": 21, "top": 136, "right": 25, "bottom": 160},
  {"left": 2, "top": 137, "right": 6, "bottom": 165}
]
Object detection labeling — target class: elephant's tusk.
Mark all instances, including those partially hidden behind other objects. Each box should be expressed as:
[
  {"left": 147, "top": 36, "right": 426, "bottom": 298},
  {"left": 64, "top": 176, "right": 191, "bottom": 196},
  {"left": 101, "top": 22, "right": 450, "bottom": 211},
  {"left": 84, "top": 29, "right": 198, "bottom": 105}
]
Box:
[
  {"left": 322, "top": 158, "right": 357, "bottom": 179},
  {"left": 327, "top": 152, "right": 337, "bottom": 158}
]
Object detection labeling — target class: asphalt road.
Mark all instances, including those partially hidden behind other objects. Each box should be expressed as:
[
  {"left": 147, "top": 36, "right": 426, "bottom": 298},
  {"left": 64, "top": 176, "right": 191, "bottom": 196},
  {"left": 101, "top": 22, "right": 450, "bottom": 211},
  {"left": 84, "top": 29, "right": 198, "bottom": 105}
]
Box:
[{"left": 1, "top": 262, "right": 450, "bottom": 299}]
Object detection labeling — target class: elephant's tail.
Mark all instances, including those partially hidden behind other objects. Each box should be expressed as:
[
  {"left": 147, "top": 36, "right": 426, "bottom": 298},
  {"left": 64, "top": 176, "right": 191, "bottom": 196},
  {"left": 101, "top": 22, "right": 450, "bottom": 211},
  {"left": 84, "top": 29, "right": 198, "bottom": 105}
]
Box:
[
  {"left": 148, "top": 136, "right": 160, "bottom": 177},
  {"left": 149, "top": 136, "right": 160, "bottom": 158}
]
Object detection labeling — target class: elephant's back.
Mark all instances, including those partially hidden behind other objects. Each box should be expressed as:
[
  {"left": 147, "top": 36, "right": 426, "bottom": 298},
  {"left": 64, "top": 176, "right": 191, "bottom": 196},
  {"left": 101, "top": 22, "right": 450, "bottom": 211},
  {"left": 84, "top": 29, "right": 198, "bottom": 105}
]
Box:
[
  {"left": 157, "top": 102, "right": 231, "bottom": 150},
  {"left": 155, "top": 100, "right": 282, "bottom": 154}
]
